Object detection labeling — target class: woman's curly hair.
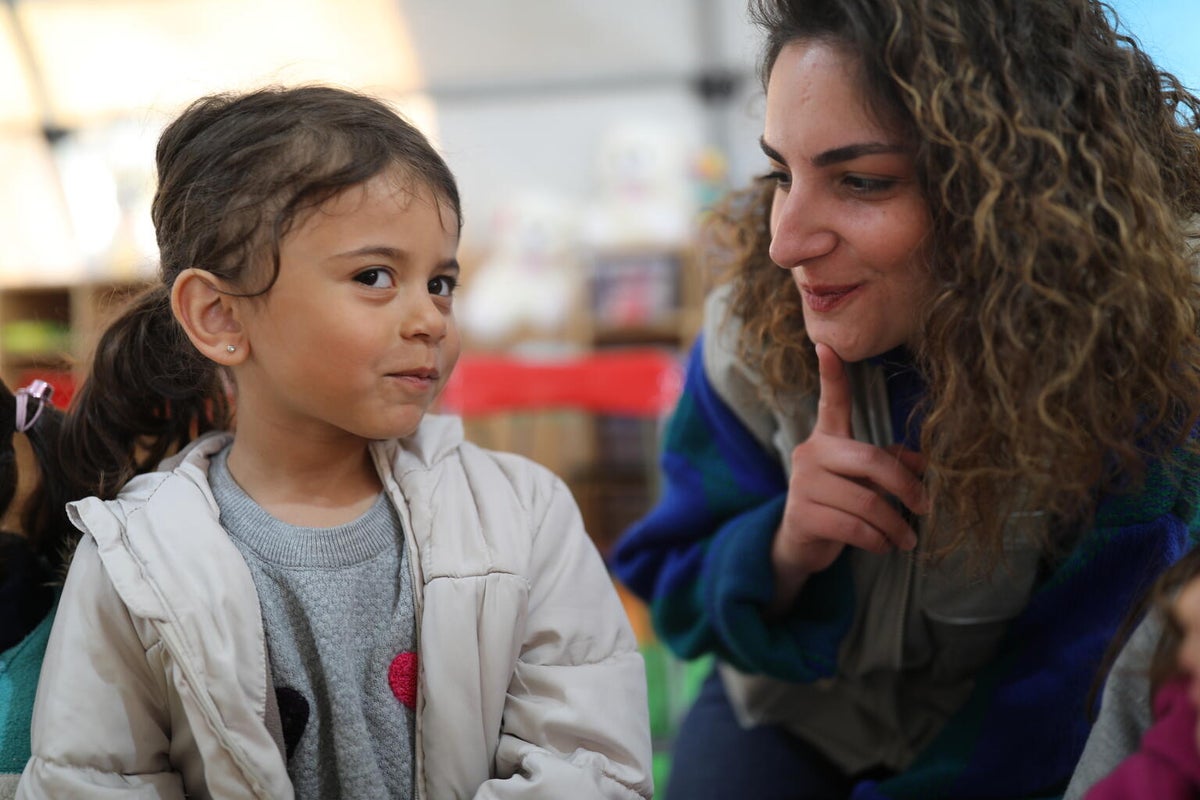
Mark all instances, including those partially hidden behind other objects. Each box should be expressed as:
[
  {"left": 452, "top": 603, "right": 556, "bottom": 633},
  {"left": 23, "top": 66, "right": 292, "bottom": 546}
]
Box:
[{"left": 729, "top": 0, "right": 1200, "bottom": 559}]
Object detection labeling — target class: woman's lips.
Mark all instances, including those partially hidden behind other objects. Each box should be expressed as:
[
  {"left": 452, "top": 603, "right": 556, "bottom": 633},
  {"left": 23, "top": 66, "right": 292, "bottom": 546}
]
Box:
[{"left": 801, "top": 284, "right": 862, "bottom": 313}]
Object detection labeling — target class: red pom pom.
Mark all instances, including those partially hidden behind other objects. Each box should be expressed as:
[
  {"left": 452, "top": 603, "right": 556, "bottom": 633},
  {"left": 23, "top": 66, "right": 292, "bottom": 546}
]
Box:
[{"left": 388, "top": 650, "right": 418, "bottom": 710}]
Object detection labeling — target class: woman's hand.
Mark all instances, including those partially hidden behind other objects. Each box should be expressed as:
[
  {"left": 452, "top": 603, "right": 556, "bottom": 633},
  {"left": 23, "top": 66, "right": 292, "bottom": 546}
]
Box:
[{"left": 770, "top": 343, "right": 928, "bottom": 612}]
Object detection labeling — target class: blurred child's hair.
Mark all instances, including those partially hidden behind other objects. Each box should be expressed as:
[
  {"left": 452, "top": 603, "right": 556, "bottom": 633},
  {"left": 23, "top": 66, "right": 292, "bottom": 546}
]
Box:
[
  {"left": 1086, "top": 546, "right": 1200, "bottom": 718},
  {"left": 1145, "top": 547, "right": 1200, "bottom": 695},
  {"left": 60, "top": 85, "right": 461, "bottom": 501},
  {"left": 0, "top": 379, "right": 74, "bottom": 579}
]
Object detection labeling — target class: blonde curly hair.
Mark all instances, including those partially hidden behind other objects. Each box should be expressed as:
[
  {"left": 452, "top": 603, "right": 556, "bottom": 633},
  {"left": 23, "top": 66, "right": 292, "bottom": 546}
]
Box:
[{"left": 721, "top": 0, "right": 1200, "bottom": 560}]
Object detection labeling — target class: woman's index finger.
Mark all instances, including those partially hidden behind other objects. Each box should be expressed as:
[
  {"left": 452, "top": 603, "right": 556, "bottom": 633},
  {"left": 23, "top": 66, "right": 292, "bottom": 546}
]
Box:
[{"left": 814, "top": 343, "right": 853, "bottom": 437}]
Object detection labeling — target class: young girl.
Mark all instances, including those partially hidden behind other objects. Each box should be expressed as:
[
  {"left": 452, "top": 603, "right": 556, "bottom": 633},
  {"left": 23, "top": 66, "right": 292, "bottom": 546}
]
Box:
[
  {"left": 16, "top": 86, "right": 653, "bottom": 799},
  {"left": 1, "top": 379, "right": 72, "bottom": 798},
  {"left": 1068, "top": 549, "right": 1200, "bottom": 798},
  {"left": 612, "top": 0, "right": 1200, "bottom": 797}
]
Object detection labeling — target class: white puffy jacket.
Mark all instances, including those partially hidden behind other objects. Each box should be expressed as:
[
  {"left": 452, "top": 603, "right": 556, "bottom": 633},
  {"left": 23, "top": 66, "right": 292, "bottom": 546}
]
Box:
[{"left": 17, "top": 416, "right": 653, "bottom": 799}]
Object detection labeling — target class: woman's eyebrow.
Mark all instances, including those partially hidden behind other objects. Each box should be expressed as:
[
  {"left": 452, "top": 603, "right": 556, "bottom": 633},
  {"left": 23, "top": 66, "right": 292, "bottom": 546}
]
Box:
[
  {"left": 759, "top": 136, "right": 907, "bottom": 168},
  {"left": 759, "top": 137, "right": 786, "bottom": 165},
  {"left": 811, "top": 142, "right": 907, "bottom": 167}
]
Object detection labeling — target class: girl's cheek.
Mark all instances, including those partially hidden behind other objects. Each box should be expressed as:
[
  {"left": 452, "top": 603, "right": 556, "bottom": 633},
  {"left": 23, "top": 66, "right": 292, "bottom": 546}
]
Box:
[{"left": 1178, "top": 633, "right": 1200, "bottom": 676}]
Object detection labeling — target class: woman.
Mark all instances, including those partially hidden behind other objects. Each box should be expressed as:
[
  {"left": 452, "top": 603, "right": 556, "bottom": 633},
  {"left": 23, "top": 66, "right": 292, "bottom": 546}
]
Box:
[{"left": 612, "top": 0, "right": 1200, "bottom": 797}]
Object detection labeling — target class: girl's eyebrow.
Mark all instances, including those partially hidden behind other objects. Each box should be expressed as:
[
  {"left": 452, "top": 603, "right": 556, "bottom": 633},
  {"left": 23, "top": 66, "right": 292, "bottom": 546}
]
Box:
[
  {"left": 330, "top": 246, "right": 461, "bottom": 274},
  {"left": 333, "top": 245, "right": 409, "bottom": 261},
  {"left": 759, "top": 136, "right": 908, "bottom": 168}
]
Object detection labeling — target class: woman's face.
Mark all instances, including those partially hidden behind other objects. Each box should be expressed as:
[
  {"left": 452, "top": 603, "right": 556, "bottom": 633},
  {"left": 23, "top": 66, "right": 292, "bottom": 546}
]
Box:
[{"left": 762, "top": 39, "right": 934, "bottom": 363}]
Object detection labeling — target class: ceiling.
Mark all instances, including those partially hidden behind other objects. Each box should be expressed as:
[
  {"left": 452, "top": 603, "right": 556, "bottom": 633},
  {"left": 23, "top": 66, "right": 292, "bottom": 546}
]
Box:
[{"left": 0, "top": 0, "right": 765, "bottom": 280}]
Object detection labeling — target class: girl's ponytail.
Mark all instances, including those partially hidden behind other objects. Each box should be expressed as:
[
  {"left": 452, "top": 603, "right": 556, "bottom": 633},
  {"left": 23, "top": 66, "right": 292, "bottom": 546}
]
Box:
[
  {"left": 61, "top": 284, "right": 230, "bottom": 500},
  {"left": 0, "top": 377, "right": 71, "bottom": 614}
]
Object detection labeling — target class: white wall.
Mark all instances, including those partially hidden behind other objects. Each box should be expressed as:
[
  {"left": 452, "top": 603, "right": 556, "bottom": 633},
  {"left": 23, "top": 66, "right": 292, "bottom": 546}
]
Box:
[{"left": 399, "top": 0, "right": 767, "bottom": 251}]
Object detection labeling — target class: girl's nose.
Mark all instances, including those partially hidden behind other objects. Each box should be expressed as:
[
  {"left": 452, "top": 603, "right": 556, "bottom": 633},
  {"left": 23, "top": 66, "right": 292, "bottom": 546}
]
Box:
[
  {"left": 401, "top": 293, "right": 448, "bottom": 341},
  {"left": 768, "top": 183, "right": 838, "bottom": 269}
]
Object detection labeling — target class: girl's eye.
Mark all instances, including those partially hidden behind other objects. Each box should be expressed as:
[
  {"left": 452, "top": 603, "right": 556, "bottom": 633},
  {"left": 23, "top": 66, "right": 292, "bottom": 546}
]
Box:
[
  {"left": 354, "top": 268, "right": 395, "bottom": 289},
  {"left": 843, "top": 175, "right": 898, "bottom": 195},
  {"left": 429, "top": 275, "right": 458, "bottom": 298}
]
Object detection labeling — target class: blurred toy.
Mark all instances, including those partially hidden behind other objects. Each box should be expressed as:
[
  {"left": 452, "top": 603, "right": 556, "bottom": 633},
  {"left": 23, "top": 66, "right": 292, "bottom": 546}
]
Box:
[
  {"left": 458, "top": 190, "right": 583, "bottom": 342},
  {"left": 691, "top": 146, "right": 730, "bottom": 214},
  {"left": 581, "top": 121, "right": 698, "bottom": 249}
]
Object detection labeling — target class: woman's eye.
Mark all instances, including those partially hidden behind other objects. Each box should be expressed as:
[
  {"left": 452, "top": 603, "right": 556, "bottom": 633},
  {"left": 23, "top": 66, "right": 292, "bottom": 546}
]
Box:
[
  {"left": 760, "top": 169, "right": 792, "bottom": 189},
  {"left": 429, "top": 275, "right": 458, "bottom": 298},
  {"left": 843, "top": 175, "right": 898, "bottom": 194},
  {"left": 354, "top": 268, "right": 395, "bottom": 289}
]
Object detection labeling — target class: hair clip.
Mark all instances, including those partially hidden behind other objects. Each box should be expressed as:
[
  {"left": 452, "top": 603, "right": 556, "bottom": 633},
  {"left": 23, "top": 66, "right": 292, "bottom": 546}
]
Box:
[{"left": 15, "top": 379, "right": 53, "bottom": 433}]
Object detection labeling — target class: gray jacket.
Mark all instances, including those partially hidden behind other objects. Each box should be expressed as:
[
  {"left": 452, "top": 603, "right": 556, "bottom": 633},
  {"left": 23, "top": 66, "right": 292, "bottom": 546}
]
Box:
[
  {"left": 703, "top": 284, "right": 1050, "bottom": 772},
  {"left": 1063, "top": 611, "right": 1159, "bottom": 799}
]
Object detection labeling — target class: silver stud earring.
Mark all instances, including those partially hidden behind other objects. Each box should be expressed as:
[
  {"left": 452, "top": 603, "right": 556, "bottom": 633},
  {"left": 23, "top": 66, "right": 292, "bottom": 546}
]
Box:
[{"left": 226, "top": 345, "right": 237, "bottom": 353}]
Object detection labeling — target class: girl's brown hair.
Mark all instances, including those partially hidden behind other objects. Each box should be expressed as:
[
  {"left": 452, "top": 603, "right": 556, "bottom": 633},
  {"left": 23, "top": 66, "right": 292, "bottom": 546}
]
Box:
[
  {"left": 0, "top": 380, "right": 74, "bottom": 584},
  {"left": 61, "top": 85, "right": 462, "bottom": 500},
  {"left": 731, "top": 0, "right": 1200, "bottom": 560}
]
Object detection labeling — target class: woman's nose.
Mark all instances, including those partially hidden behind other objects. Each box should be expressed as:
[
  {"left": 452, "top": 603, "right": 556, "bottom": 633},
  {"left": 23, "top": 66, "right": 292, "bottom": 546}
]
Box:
[{"left": 768, "top": 183, "right": 838, "bottom": 269}]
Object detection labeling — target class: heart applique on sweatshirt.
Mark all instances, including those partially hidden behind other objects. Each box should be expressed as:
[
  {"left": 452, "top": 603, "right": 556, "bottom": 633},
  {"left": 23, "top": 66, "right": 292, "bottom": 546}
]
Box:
[
  {"left": 388, "top": 651, "right": 418, "bottom": 710},
  {"left": 274, "top": 686, "right": 310, "bottom": 759}
]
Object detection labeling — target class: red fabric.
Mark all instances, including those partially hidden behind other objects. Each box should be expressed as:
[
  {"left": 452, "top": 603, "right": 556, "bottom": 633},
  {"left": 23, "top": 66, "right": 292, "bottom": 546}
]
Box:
[
  {"left": 438, "top": 349, "right": 682, "bottom": 417},
  {"left": 1085, "top": 675, "right": 1200, "bottom": 800},
  {"left": 388, "top": 651, "right": 418, "bottom": 710}
]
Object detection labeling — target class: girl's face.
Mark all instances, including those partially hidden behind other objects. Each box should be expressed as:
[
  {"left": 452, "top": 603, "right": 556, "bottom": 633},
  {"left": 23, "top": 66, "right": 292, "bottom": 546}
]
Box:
[
  {"left": 1174, "top": 576, "right": 1200, "bottom": 748},
  {"left": 234, "top": 168, "right": 460, "bottom": 444},
  {"left": 762, "top": 39, "right": 934, "bottom": 363}
]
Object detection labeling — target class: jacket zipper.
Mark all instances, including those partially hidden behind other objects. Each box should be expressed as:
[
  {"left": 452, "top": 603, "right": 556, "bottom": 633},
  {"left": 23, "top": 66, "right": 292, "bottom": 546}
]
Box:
[
  {"left": 894, "top": 508, "right": 920, "bottom": 669},
  {"left": 373, "top": 443, "right": 427, "bottom": 800}
]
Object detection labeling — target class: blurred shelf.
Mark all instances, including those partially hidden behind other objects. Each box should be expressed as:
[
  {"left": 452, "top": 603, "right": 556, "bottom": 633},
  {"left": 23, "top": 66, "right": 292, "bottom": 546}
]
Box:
[{"left": 0, "top": 279, "right": 150, "bottom": 393}]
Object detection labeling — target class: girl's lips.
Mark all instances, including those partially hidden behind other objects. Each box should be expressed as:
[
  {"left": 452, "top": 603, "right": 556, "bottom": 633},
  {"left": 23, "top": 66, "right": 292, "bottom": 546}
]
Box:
[
  {"left": 388, "top": 368, "right": 440, "bottom": 391},
  {"left": 801, "top": 284, "right": 862, "bottom": 313},
  {"left": 395, "top": 368, "right": 438, "bottom": 380}
]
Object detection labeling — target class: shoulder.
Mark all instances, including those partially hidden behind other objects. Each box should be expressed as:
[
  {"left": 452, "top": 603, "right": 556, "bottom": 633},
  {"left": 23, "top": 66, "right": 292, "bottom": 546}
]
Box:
[
  {"left": 700, "top": 283, "right": 752, "bottom": 393},
  {"left": 380, "top": 419, "right": 578, "bottom": 569},
  {"left": 68, "top": 433, "right": 228, "bottom": 546},
  {"left": 383, "top": 414, "right": 564, "bottom": 502},
  {"left": 1094, "top": 444, "right": 1200, "bottom": 530},
  {"left": 697, "top": 284, "right": 829, "bottom": 458},
  {"left": 1065, "top": 611, "right": 1167, "bottom": 798},
  {"left": 65, "top": 433, "right": 253, "bottom": 624},
  {"left": 453, "top": 438, "right": 571, "bottom": 521},
  {"left": 697, "top": 285, "right": 779, "bottom": 445}
]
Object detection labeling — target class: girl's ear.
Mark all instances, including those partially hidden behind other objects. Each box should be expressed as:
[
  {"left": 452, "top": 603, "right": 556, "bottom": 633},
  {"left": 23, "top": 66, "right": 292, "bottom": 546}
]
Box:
[{"left": 171, "top": 268, "right": 247, "bottom": 364}]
